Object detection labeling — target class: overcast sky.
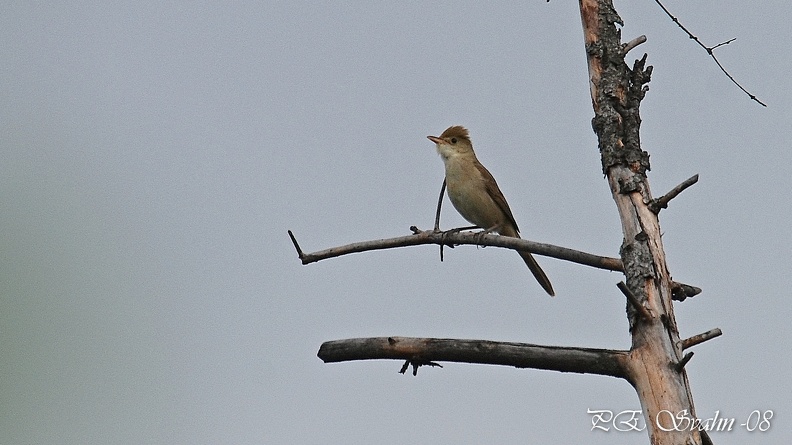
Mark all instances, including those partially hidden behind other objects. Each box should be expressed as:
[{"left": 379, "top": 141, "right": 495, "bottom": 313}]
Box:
[{"left": 2, "top": 1, "right": 790, "bottom": 444}]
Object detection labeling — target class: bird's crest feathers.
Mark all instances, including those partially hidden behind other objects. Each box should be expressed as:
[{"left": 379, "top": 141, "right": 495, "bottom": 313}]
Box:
[{"left": 439, "top": 126, "right": 471, "bottom": 143}]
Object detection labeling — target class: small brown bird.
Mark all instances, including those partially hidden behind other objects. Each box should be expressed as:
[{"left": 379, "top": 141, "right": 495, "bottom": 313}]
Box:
[{"left": 428, "top": 126, "right": 554, "bottom": 296}]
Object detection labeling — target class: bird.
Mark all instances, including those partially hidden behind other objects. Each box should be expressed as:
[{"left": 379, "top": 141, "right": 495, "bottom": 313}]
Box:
[{"left": 427, "top": 125, "right": 555, "bottom": 296}]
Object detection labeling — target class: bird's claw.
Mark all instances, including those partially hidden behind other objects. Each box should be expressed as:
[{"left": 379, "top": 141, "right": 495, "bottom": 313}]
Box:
[
  {"left": 439, "top": 228, "right": 463, "bottom": 248},
  {"left": 473, "top": 226, "right": 498, "bottom": 247}
]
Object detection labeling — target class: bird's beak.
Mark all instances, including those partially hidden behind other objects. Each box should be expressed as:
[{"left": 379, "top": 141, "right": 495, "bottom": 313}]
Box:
[{"left": 427, "top": 136, "right": 442, "bottom": 144}]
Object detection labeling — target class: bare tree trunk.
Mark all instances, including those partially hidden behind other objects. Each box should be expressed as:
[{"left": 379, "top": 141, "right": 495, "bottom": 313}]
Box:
[{"left": 579, "top": 1, "right": 710, "bottom": 443}]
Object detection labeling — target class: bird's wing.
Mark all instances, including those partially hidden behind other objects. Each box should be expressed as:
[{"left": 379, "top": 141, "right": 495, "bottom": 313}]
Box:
[{"left": 475, "top": 160, "right": 520, "bottom": 235}]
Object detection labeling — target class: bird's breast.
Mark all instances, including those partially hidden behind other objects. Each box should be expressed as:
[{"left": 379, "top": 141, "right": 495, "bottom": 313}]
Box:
[{"left": 442, "top": 156, "right": 503, "bottom": 230}]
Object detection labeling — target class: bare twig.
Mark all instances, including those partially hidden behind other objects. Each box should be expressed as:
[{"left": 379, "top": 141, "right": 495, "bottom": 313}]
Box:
[
  {"left": 289, "top": 227, "right": 624, "bottom": 271},
  {"left": 711, "top": 38, "right": 736, "bottom": 51},
  {"left": 318, "top": 336, "right": 629, "bottom": 378},
  {"left": 617, "top": 281, "right": 653, "bottom": 321},
  {"left": 648, "top": 174, "right": 699, "bottom": 213},
  {"left": 653, "top": 0, "right": 766, "bottom": 106},
  {"left": 435, "top": 179, "right": 447, "bottom": 260},
  {"left": 681, "top": 328, "right": 722, "bottom": 350},
  {"left": 434, "top": 179, "right": 446, "bottom": 231}
]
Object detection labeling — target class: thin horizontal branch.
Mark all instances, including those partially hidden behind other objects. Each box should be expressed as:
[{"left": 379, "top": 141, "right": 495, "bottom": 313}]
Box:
[
  {"left": 288, "top": 227, "right": 624, "bottom": 271},
  {"left": 318, "top": 336, "right": 629, "bottom": 379},
  {"left": 290, "top": 229, "right": 702, "bottom": 295},
  {"left": 681, "top": 328, "right": 722, "bottom": 350},
  {"left": 648, "top": 174, "right": 699, "bottom": 213}
]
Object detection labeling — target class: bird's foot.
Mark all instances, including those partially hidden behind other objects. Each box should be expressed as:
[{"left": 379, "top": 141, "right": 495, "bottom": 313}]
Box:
[
  {"left": 439, "top": 227, "right": 463, "bottom": 247},
  {"left": 439, "top": 225, "right": 478, "bottom": 246},
  {"left": 473, "top": 225, "right": 499, "bottom": 246}
]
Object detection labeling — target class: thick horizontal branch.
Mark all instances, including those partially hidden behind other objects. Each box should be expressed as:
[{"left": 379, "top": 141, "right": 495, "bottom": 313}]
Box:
[
  {"left": 318, "top": 336, "right": 629, "bottom": 379},
  {"left": 289, "top": 228, "right": 624, "bottom": 271}
]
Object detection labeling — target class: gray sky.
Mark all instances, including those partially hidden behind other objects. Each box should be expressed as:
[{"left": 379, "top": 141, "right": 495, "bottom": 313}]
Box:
[{"left": 2, "top": 1, "right": 790, "bottom": 444}]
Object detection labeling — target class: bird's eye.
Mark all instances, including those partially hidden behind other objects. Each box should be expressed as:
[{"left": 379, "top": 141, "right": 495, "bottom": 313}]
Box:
[{"left": 450, "top": 138, "right": 457, "bottom": 144}]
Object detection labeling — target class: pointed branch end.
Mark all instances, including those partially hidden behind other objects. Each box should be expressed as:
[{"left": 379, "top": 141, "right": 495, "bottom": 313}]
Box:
[
  {"left": 617, "top": 281, "right": 653, "bottom": 321},
  {"left": 287, "top": 230, "right": 307, "bottom": 263}
]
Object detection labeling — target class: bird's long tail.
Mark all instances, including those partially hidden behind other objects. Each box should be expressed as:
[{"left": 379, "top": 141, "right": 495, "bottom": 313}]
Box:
[{"left": 518, "top": 250, "right": 555, "bottom": 296}]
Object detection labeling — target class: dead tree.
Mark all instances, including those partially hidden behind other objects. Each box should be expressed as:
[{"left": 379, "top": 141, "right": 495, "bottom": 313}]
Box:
[{"left": 289, "top": 1, "right": 721, "bottom": 443}]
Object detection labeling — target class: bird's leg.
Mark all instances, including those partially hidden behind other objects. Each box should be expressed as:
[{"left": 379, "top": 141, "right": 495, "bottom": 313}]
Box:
[{"left": 441, "top": 225, "right": 479, "bottom": 236}]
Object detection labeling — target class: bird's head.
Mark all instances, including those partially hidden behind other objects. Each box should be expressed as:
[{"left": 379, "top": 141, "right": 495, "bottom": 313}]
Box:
[{"left": 427, "top": 125, "right": 474, "bottom": 160}]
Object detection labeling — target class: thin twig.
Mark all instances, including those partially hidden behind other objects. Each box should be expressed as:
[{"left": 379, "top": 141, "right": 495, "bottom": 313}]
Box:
[
  {"left": 435, "top": 179, "right": 447, "bottom": 261},
  {"left": 653, "top": 0, "right": 766, "bottom": 106},
  {"left": 617, "top": 281, "right": 653, "bottom": 321},
  {"left": 681, "top": 328, "right": 722, "bottom": 350},
  {"left": 648, "top": 174, "right": 699, "bottom": 213},
  {"left": 711, "top": 37, "right": 736, "bottom": 51},
  {"left": 434, "top": 179, "right": 446, "bottom": 231}
]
